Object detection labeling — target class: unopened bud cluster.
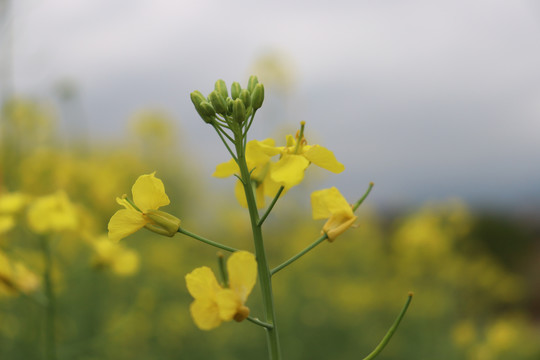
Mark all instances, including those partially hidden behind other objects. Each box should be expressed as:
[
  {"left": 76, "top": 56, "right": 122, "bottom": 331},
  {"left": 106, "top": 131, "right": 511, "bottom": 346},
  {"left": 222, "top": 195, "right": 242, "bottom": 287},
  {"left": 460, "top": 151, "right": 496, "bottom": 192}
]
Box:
[{"left": 190, "top": 76, "right": 264, "bottom": 129}]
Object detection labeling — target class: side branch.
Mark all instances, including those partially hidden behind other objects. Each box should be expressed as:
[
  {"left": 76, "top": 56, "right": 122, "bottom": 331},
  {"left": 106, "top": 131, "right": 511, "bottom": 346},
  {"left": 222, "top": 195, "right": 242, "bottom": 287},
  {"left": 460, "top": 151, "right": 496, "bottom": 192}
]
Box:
[
  {"left": 177, "top": 228, "right": 238, "bottom": 253},
  {"left": 361, "top": 293, "right": 413, "bottom": 360},
  {"left": 271, "top": 234, "right": 327, "bottom": 276}
]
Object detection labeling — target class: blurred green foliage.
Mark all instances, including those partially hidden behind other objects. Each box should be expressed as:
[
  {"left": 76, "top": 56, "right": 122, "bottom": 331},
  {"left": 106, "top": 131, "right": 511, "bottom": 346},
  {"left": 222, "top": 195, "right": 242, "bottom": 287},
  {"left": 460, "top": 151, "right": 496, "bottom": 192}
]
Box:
[{"left": 0, "top": 98, "right": 539, "bottom": 359}]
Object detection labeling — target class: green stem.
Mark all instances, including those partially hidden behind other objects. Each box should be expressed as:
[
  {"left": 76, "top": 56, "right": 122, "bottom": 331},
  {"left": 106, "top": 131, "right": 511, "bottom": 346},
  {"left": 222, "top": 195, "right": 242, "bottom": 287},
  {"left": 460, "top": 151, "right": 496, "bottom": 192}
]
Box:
[
  {"left": 247, "top": 316, "right": 274, "bottom": 330},
  {"left": 362, "top": 293, "right": 413, "bottom": 360},
  {"left": 177, "top": 227, "right": 238, "bottom": 253},
  {"left": 353, "top": 182, "right": 374, "bottom": 212},
  {"left": 235, "top": 139, "right": 281, "bottom": 360},
  {"left": 41, "top": 236, "right": 57, "bottom": 360},
  {"left": 257, "top": 186, "right": 285, "bottom": 227},
  {"left": 271, "top": 234, "right": 327, "bottom": 275}
]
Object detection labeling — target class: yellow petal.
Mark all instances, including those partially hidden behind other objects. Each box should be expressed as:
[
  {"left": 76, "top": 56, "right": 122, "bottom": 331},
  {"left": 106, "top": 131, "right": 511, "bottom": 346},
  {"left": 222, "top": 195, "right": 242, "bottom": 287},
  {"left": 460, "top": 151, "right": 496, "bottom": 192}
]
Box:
[
  {"left": 107, "top": 209, "right": 147, "bottom": 242},
  {"left": 271, "top": 155, "right": 310, "bottom": 188},
  {"left": 216, "top": 288, "right": 241, "bottom": 321},
  {"left": 234, "top": 180, "right": 248, "bottom": 208},
  {"left": 190, "top": 298, "right": 222, "bottom": 330},
  {"left": 185, "top": 266, "right": 221, "bottom": 300},
  {"left": 116, "top": 196, "right": 136, "bottom": 211},
  {"left": 213, "top": 158, "right": 239, "bottom": 178},
  {"left": 246, "top": 139, "right": 281, "bottom": 167},
  {"left": 311, "top": 187, "right": 353, "bottom": 220},
  {"left": 234, "top": 180, "right": 265, "bottom": 209},
  {"left": 303, "top": 145, "right": 345, "bottom": 173},
  {"left": 324, "top": 214, "right": 358, "bottom": 242},
  {"left": 131, "top": 172, "right": 170, "bottom": 211},
  {"left": 227, "top": 251, "right": 257, "bottom": 303}
]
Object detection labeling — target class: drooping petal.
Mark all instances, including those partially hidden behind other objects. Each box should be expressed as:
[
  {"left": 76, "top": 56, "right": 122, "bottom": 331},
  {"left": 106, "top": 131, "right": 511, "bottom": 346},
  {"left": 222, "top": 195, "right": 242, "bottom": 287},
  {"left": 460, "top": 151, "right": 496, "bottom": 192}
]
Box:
[
  {"left": 271, "top": 155, "right": 310, "bottom": 188},
  {"left": 185, "top": 266, "right": 221, "bottom": 300},
  {"left": 131, "top": 172, "right": 170, "bottom": 211},
  {"left": 190, "top": 298, "right": 222, "bottom": 330},
  {"left": 107, "top": 209, "right": 147, "bottom": 242},
  {"left": 213, "top": 158, "right": 239, "bottom": 178},
  {"left": 216, "top": 288, "right": 242, "bottom": 321},
  {"left": 227, "top": 251, "right": 257, "bottom": 303},
  {"left": 303, "top": 145, "right": 345, "bottom": 173},
  {"left": 323, "top": 214, "right": 358, "bottom": 242},
  {"left": 311, "top": 187, "right": 353, "bottom": 220}
]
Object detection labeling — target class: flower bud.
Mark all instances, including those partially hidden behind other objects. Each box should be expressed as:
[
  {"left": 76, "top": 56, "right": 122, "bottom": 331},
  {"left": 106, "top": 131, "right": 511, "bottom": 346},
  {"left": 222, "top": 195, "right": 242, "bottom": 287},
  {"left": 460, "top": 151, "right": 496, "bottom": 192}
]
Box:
[
  {"left": 144, "top": 210, "right": 181, "bottom": 237},
  {"left": 232, "top": 98, "right": 246, "bottom": 124},
  {"left": 209, "top": 90, "right": 228, "bottom": 115},
  {"left": 190, "top": 90, "right": 206, "bottom": 107},
  {"left": 214, "top": 79, "right": 228, "bottom": 99},
  {"left": 239, "top": 89, "right": 251, "bottom": 108},
  {"left": 247, "top": 75, "right": 259, "bottom": 93},
  {"left": 199, "top": 101, "right": 216, "bottom": 117},
  {"left": 251, "top": 83, "right": 264, "bottom": 110},
  {"left": 226, "top": 97, "right": 234, "bottom": 115},
  {"left": 191, "top": 91, "right": 214, "bottom": 123},
  {"left": 231, "top": 82, "right": 241, "bottom": 100}
]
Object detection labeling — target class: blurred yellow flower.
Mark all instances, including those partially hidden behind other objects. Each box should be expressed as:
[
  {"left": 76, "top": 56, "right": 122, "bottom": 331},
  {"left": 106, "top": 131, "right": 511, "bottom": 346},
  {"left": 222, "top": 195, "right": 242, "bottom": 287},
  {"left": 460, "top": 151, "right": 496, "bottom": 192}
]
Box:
[
  {"left": 185, "top": 251, "right": 257, "bottom": 330},
  {"left": 108, "top": 172, "right": 180, "bottom": 241},
  {"left": 26, "top": 191, "right": 78, "bottom": 234},
  {"left": 0, "top": 251, "right": 40, "bottom": 296},
  {"left": 0, "top": 192, "right": 30, "bottom": 234},
  {"left": 0, "top": 192, "right": 29, "bottom": 214},
  {"left": 271, "top": 130, "right": 345, "bottom": 188},
  {"left": 214, "top": 138, "right": 281, "bottom": 208},
  {"left": 91, "top": 235, "right": 140, "bottom": 276},
  {"left": 311, "top": 187, "right": 357, "bottom": 241}
]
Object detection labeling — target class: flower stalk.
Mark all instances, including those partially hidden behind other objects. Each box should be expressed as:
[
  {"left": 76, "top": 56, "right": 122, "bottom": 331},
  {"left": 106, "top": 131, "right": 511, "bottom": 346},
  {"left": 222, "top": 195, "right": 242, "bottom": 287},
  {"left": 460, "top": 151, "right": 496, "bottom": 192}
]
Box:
[{"left": 235, "top": 138, "right": 282, "bottom": 360}]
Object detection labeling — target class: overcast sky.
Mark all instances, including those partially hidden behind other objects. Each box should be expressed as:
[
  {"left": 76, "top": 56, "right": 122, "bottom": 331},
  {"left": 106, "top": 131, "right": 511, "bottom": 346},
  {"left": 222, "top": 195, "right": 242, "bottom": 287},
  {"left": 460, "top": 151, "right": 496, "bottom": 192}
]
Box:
[{"left": 2, "top": 0, "right": 540, "bottom": 210}]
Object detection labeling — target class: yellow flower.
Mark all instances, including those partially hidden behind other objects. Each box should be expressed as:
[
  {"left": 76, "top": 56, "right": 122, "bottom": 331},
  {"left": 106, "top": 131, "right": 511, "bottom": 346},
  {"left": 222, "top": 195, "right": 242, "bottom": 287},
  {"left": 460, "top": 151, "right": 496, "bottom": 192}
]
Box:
[
  {"left": 91, "top": 235, "right": 140, "bottom": 276},
  {"left": 108, "top": 172, "right": 180, "bottom": 242},
  {"left": 26, "top": 191, "right": 78, "bottom": 234},
  {"left": 271, "top": 128, "right": 345, "bottom": 188},
  {"left": 0, "top": 251, "right": 40, "bottom": 296},
  {"left": 311, "top": 187, "right": 357, "bottom": 242},
  {"left": 185, "top": 251, "right": 257, "bottom": 330},
  {"left": 214, "top": 139, "right": 281, "bottom": 208}
]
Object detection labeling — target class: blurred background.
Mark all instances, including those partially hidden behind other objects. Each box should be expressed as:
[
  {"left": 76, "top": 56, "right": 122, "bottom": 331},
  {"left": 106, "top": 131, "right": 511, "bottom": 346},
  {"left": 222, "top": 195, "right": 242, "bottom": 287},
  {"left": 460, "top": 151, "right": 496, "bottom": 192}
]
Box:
[{"left": 1, "top": 0, "right": 539, "bottom": 359}]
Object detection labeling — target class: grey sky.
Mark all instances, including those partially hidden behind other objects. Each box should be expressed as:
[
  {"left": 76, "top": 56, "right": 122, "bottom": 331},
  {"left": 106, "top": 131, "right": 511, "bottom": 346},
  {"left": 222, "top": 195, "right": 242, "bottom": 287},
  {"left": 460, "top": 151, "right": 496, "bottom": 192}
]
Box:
[{"left": 3, "top": 0, "right": 540, "bottom": 209}]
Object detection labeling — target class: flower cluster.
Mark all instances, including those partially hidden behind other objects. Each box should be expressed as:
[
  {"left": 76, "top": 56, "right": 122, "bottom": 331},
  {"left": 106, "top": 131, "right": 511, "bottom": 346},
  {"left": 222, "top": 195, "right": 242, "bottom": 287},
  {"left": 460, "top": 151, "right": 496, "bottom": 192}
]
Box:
[{"left": 214, "top": 122, "right": 345, "bottom": 208}]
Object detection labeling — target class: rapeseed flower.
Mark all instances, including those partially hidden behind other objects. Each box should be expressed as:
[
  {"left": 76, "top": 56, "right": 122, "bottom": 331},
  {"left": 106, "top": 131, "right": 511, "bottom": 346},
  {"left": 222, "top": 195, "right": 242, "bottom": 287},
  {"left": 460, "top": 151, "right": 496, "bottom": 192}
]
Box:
[
  {"left": 271, "top": 124, "right": 345, "bottom": 188},
  {"left": 311, "top": 187, "right": 357, "bottom": 241},
  {"left": 0, "top": 251, "right": 40, "bottom": 296},
  {"left": 108, "top": 172, "right": 180, "bottom": 241},
  {"left": 214, "top": 139, "right": 281, "bottom": 208},
  {"left": 26, "top": 191, "right": 78, "bottom": 234},
  {"left": 185, "top": 251, "right": 257, "bottom": 330},
  {"left": 91, "top": 235, "right": 140, "bottom": 276}
]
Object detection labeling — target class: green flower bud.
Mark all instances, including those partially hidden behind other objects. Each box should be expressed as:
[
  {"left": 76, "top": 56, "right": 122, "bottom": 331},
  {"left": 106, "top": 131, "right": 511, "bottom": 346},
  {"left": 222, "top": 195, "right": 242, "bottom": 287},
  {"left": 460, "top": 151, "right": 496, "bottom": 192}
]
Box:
[
  {"left": 232, "top": 98, "right": 246, "bottom": 124},
  {"left": 199, "top": 101, "right": 216, "bottom": 117},
  {"left": 247, "top": 76, "right": 259, "bottom": 93},
  {"left": 144, "top": 209, "right": 181, "bottom": 237},
  {"left": 239, "top": 89, "right": 251, "bottom": 108},
  {"left": 214, "top": 79, "right": 228, "bottom": 99},
  {"left": 251, "top": 83, "right": 264, "bottom": 110},
  {"left": 226, "top": 97, "right": 234, "bottom": 115},
  {"left": 191, "top": 91, "right": 214, "bottom": 123},
  {"left": 231, "top": 82, "right": 241, "bottom": 100},
  {"left": 209, "top": 90, "right": 228, "bottom": 115},
  {"left": 190, "top": 90, "right": 206, "bottom": 106}
]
